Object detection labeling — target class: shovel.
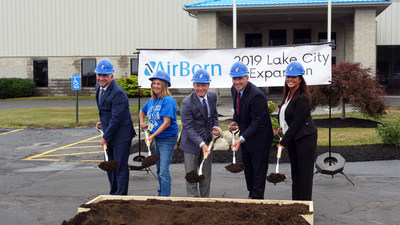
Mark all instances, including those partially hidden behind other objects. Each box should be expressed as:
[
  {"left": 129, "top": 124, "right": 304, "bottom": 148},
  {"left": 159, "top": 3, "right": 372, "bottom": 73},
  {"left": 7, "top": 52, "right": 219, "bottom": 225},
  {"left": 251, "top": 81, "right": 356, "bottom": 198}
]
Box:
[
  {"left": 225, "top": 129, "right": 245, "bottom": 173},
  {"left": 96, "top": 128, "right": 118, "bottom": 171},
  {"left": 185, "top": 133, "right": 220, "bottom": 183},
  {"left": 266, "top": 135, "right": 286, "bottom": 184},
  {"left": 141, "top": 129, "right": 160, "bottom": 167}
]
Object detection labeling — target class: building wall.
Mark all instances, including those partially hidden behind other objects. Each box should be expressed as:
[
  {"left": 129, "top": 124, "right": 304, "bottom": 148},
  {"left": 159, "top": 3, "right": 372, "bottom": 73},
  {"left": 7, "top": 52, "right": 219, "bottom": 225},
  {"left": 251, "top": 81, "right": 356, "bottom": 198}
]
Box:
[
  {"left": 377, "top": 0, "right": 400, "bottom": 45},
  {"left": 0, "top": 0, "right": 198, "bottom": 96},
  {"left": 344, "top": 22, "right": 355, "bottom": 62},
  {"left": 0, "top": 0, "right": 198, "bottom": 57},
  {"left": 197, "top": 12, "right": 218, "bottom": 48},
  {"left": 196, "top": 9, "right": 378, "bottom": 70},
  {"left": 353, "top": 8, "right": 377, "bottom": 70},
  {"left": 210, "top": 20, "right": 350, "bottom": 65},
  {"left": 0, "top": 56, "right": 136, "bottom": 96}
]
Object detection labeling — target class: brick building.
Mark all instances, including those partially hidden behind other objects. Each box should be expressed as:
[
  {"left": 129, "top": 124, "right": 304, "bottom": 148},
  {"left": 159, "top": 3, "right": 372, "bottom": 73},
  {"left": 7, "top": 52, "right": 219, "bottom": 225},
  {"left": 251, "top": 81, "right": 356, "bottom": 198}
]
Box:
[{"left": 0, "top": 0, "right": 399, "bottom": 95}]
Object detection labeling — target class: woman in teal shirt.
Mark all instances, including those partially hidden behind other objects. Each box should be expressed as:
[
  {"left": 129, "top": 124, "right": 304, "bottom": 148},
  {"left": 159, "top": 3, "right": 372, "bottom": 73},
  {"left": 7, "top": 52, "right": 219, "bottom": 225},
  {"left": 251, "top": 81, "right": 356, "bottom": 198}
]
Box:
[{"left": 139, "top": 70, "right": 179, "bottom": 196}]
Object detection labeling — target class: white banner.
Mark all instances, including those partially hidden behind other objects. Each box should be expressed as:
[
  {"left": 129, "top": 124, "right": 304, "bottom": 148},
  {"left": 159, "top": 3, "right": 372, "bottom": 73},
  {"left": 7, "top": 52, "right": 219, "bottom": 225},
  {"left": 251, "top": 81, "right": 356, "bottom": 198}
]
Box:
[{"left": 138, "top": 44, "right": 331, "bottom": 88}]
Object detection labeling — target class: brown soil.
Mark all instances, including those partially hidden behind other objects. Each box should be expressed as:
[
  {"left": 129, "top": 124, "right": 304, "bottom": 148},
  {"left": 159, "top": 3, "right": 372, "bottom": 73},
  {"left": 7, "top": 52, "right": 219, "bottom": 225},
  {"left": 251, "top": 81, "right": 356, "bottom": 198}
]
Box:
[
  {"left": 266, "top": 173, "right": 287, "bottom": 185},
  {"left": 185, "top": 170, "right": 205, "bottom": 183},
  {"left": 62, "top": 199, "right": 312, "bottom": 225},
  {"left": 98, "top": 160, "right": 118, "bottom": 171},
  {"left": 141, "top": 154, "right": 160, "bottom": 167},
  {"left": 225, "top": 163, "right": 245, "bottom": 173}
]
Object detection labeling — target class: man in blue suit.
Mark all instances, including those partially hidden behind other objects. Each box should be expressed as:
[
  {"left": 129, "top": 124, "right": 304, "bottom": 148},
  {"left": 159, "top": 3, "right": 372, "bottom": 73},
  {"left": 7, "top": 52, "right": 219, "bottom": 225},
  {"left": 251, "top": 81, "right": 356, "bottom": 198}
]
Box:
[
  {"left": 229, "top": 61, "right": 274, "bottom": 199},
  {"left": 95, "top": 58, "right": 136, "bottom": 195},
  {"left": 180, "top": 69, "right": 221, "bottom": 197}
]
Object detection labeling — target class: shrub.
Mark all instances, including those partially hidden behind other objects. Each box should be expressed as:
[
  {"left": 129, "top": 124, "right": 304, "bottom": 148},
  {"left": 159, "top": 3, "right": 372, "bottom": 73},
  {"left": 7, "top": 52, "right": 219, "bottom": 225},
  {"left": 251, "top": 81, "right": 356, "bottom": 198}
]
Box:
[
  {"left": 116, "top": 75, "right": 151, "bottom": 97},
  {"left": 310, "top": 61, "right": 386, "bottom": 119},
  {"left": 267, "top": 101, "right": 280, "bottom": 146},
  {"left": 176, "top": 98, "right": 183, "bottom": 111},
  {"left": 376, "top": 119, "right": 400, "bottom": 146},
  {"left": 268, "top": 101, "right": 278, "bottom": 115},
  {"left": 0, "top": 78, "right": 35, "bottom": 99}
]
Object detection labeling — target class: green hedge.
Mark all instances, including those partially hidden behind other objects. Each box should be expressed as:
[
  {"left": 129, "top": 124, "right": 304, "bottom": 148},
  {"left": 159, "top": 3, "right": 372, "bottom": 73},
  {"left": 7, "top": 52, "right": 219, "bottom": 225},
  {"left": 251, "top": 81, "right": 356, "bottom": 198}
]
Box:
[
  {"left": 376, "top": 120, "right": 400, "bottom": 146},
  {"left": 116, "top": 75, "right": 151, "bottom": 97},
  {"left": 0, "top": 78, "right": 35, "bottom": 99}
]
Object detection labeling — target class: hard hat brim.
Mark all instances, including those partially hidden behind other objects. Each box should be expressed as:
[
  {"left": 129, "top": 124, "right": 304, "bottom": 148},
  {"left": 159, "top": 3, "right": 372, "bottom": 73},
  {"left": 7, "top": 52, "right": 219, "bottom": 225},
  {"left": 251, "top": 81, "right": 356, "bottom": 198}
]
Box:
[
  {"left": 149, "top": 77, "right": 171, "bottom": 87},
  {"left": 229, "top": 74, "right": 248, "bottom": 78},
  {"left": 284, "top": 74, "right": 302, "bottom": 77}
]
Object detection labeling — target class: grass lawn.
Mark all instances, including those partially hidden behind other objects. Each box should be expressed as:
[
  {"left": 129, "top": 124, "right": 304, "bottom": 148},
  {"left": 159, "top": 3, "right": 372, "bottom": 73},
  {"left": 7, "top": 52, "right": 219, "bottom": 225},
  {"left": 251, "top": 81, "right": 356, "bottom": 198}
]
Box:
[{"left": 0, "top": 100, "right": 398, "bottom": 146}]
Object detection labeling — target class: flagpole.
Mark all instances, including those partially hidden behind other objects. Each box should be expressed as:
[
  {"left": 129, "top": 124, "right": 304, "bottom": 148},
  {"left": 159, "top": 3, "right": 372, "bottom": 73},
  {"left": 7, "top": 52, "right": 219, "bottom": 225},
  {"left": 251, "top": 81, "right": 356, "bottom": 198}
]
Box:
[
  {"left": 233, "top": 0, "right": 237, "bottom": 48},
  {"left": 328, "top": 0, "right": 331, "bottom": 43}
]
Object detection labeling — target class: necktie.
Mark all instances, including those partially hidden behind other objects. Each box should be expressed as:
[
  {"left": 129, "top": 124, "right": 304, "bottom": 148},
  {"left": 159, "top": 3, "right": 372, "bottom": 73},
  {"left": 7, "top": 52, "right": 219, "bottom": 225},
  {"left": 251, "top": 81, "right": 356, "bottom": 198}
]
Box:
[
  {"left": 203, "top": 99, "right": 208, "bottom": 118},
  {"left": 99, "top": 89, "right": 105, "bottom": 103},
  {"left": 237, "top": 91, "right": 240, "bottom": 115}
]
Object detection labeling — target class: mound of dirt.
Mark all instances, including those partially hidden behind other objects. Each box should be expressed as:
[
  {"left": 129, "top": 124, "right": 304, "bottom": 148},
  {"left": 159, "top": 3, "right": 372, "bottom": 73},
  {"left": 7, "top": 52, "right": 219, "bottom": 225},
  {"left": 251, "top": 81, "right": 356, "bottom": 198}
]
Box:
[{"left": 62, "top": 199, "right": 312, "bottom": 225}]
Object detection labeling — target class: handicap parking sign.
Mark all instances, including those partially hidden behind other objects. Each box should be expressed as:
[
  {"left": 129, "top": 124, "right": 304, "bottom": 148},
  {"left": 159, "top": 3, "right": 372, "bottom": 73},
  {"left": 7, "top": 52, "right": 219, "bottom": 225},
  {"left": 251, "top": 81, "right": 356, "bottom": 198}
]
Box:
[{"left": 72, "top": 75, "right": 81, "bottom": 90}]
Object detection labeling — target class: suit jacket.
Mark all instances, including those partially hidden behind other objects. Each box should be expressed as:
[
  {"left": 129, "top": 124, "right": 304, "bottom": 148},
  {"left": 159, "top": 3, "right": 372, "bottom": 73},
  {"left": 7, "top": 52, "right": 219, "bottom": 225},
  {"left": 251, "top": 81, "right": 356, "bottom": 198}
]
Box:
[
  {"left": 278, "top": 89, "right": 317, "bottom": 147},
  {"left": 96, "top": 80, "right": 136, "bottom": 145},
  {"left": 180, "top": 91, "right": 218, "bottom": 154},
  {"left": 231, "top": 82, "right": 274, "bottom": 152}
]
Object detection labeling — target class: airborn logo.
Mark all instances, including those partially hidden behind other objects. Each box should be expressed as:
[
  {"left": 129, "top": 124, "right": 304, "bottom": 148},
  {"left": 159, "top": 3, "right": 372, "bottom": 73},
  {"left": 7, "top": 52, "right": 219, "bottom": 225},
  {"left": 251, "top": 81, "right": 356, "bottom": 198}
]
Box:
[
  {"left": 144, "top": 61, "right": 222, "bottom": 77},
  {"left": 144, "top": 62, "right": 157, "bottom": 75}
]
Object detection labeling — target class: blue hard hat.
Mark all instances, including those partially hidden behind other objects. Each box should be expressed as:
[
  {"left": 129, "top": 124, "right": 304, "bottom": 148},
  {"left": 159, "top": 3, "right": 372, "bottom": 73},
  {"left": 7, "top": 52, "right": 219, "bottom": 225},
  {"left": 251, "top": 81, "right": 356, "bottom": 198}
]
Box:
[
  {"left": 285, "top": 61, "right": 305, "bottom": 76},
  {"left": 95, "top": 58, "right": 114, "bottom": 74},
  {"left": 149, "top": 70, "right": 171, "bottom": 87},
  {"left": 192, "top": 69, "right": 211, "bottom": 83},
  {"left": 229, "top": 61, "right": 249, "bottom": 77}
]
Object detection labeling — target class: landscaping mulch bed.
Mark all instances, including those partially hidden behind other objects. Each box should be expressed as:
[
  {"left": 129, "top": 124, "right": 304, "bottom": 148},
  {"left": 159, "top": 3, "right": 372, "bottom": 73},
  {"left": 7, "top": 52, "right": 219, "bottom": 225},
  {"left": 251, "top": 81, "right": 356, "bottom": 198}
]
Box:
[{"left": 170, "top": 118, "right": 399, "bottom": 164}]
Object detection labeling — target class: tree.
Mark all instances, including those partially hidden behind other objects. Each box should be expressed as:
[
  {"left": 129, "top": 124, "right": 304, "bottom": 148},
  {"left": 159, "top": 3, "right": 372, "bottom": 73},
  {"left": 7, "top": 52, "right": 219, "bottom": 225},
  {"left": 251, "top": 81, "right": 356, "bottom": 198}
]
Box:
[{"left": 310, "top": 61, "right": 386, "bottom": 119}]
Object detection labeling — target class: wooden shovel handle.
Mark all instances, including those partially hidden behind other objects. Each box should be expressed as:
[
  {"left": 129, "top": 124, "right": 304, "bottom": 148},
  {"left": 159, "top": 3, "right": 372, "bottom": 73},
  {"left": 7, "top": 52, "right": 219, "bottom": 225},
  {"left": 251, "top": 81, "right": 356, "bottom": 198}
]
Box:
[
  {"left": 203, "top": 140, "right": 215, "bottom": 159},
  {"left": 230, "top": 129, "right": 239, "bottom": 151},
  {"left": 204, "top": 151, "right": 210, "bottom": 159},
  {"left": 144, "top": 130, "right": 151, "bottom": 147}
]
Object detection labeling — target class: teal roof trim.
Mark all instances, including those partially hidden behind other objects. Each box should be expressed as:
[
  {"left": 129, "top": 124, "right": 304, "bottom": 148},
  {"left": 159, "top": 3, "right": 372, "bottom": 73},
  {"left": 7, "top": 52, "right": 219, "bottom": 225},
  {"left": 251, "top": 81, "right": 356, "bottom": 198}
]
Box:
[{"left": 184, "top": 0, "right": 391, "bottom": 8}]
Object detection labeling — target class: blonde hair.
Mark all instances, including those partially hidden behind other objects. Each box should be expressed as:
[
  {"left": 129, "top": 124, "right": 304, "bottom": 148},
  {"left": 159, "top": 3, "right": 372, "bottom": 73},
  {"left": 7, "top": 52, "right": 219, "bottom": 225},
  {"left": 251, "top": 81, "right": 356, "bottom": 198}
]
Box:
[{"left": 150, "top": 79, "right": 171, "bottom": 100}]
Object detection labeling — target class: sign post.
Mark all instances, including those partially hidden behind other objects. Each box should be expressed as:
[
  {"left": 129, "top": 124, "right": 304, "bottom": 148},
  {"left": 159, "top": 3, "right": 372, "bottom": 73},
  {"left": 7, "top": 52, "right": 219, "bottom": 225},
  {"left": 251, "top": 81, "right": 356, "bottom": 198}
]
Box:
[{"left": 72, "top": 75, "right": 81, "bottom": 123}]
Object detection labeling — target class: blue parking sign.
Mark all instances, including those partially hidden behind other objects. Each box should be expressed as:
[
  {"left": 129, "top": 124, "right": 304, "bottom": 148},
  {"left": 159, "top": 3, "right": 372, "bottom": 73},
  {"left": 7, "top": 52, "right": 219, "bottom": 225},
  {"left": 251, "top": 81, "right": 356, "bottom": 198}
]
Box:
[{"left": 72, "top": 75, "right": 81, "bottom": 90}]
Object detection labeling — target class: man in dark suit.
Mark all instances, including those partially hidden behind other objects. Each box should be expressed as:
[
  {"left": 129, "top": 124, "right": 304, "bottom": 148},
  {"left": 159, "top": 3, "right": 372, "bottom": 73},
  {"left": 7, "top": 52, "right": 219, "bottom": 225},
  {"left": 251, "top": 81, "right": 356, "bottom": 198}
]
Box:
[
  {"left": 95, "top": 58, "right": 136, "bottom": 195},
  {"left": 180, "top": 69, "right": 221, "bottom": 197},
  {"left": 228, "top": 61, "right": 274, "bottom": 199}
]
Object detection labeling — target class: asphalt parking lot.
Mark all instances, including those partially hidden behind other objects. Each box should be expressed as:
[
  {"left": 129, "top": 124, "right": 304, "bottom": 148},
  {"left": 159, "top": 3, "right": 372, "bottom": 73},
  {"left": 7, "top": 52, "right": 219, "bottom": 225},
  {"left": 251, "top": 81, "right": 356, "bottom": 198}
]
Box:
[{"left": 1, "top": 95, "right": 399, "bottom": 224}]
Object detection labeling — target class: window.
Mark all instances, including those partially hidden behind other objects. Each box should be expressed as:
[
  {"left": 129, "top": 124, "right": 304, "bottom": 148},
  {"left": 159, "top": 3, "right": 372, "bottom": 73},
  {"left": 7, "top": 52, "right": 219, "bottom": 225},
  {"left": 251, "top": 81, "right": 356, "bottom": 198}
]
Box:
[
  {"left": 131, "top": 58, "right": 138, "bottom": 75},
  {"left": 269, "top": 30, "right": 286, "bottom": 46},
  {"left": 245, "top": 33, "right": 262, "bottom": 47},
  {"left": 33, "top": 60, "right": 48, "bottom": 87},
  {"left": 318, "top": 32, "right": 336, "bottom": 50},
  {"left": 293, "top": 29, "right": 311, "bottom": 44},
  {"left": 377, "top": 46, "right": 400, "bottom": 94},
  {"left": 81, "top": 59, "right": 96, "bottom": 87}
]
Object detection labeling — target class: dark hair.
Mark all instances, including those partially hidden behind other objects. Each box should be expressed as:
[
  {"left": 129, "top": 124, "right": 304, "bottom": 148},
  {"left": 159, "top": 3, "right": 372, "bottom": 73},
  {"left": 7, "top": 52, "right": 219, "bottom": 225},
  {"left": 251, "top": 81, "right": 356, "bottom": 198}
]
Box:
[{"left": 280, "top": 75, "right": 312, "bottom": 106}]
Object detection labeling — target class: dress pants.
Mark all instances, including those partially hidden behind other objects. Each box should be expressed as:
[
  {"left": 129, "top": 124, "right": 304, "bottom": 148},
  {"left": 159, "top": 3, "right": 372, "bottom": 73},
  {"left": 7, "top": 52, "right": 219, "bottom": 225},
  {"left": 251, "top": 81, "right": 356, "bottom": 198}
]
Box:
[
  {"left": 287, "top": 132, "right": 317, "bottom": 200},
  {"left": 106, "top": 140, "right": 131, "bottom": 195},
  {"left": 183, "top": 150, "right": 213, "bottom": 197},
  {"left": 241, "top": 147, "right": 269, "bottom": 199}
]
